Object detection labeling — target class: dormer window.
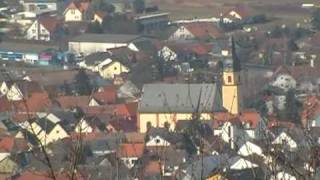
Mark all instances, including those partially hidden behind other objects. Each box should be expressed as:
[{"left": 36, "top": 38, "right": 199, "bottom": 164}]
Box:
[{"left": 228, "top": 76, "right": 232, "bottom": 83}]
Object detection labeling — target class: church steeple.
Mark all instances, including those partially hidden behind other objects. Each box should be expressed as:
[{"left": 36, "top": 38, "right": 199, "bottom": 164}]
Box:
[{"left": 221, "top": 36, "right": 242, "bottom": 115}]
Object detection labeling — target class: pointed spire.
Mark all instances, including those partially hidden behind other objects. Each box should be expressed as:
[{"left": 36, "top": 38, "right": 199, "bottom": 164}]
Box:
[{"left": 231, "top": 36, "right": 241, "bottom": 72}]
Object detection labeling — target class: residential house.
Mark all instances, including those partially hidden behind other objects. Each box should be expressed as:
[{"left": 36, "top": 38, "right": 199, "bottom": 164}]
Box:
[
  {"left": 74, "top": 117, "right": 106, "bottom": 134},
  {"left": 64, "top": 1, "right": 91, "bottom": 22},
  {"left": 25, "top": 16, "right": 64, "bottom": 41},
  {"left": 21, "top": 116, "right": 69, "bottom": 145},
  {"left": 54, "top": 96, "right": 91, "bottom": 109},
  {"left": 116, "top": 143, "right": 144, "bottom": 169},
  {"left": 21, "top": 0, "right": 57, "bottom": 15},
  {"left": 117, "top": 80, "right": 140, "bottom": 99},
  {"left": 87, "top": 136, "right": 120, "bottom": 156},
  {"left": 270, "top": 66, "right": 297, "bottom": 92},
  {"left": 93, "top": 85, "right": 117, "bottom": 105},
  {"left": 79, "top": 52, "right": 113, "bottom": 72},
  {"left": 145, "top": 128, "right": 181, "bottom": 147},
  {"left": 237, "top": 141, "right": 264, "bottom": 157},
  {"left": 0, "top": 156, "right": 18, "bottom": 174},
  {"left": 0, "top": 41, "right": 60, "bottom": 64},
  {"left": 68, "top": 33, "right": 144, "bottom": 55},
  {"left": 227, "top": 156, "right": 258, "bottom": 170},
  {"left": 169, "top": 22, "right": 223, "bottom": 41},
  {"left": 221, "top": 5, "right": 253, "bottom": 23},
  {"left": 138, "top": 83, "right": 222, "bottom": 133},
  {"left": 93, "top": 11, "right": 107, "bottom": 24},
  {"left": 99, "top": 60, "right": 130, "bottom": 79},
  {"left": 271, "top": 129, "right": 305, "bottom": 152},
  {"left": 3, "top": 80, "right": 43, "bottom": 101}
]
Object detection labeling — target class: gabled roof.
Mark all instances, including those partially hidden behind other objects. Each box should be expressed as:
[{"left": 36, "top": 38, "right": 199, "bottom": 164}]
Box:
[
  {"left": 55, "top": 96, "right": 90, "bottom": 109},
  {"left": 13, "top": 92, "right": 51, "bottom": 112},
  {"left": 139, "top": 83, "right": 222, "bottom": 113},
  {"left": 38, "top": 16, "right": 61, "bottom": 33},
  {"left": 182, "top": 22, "right": 223, "bottom": 39},
  {"left": 36, "top": 117, "right": 57, "bottom": 134},
  {"left": 117, "top": 143, "right": 144, "bottom": 158},
  {"left": 93, "top": 85, "right": 117, "bottom": 105},
  {"left": 84, "top": 52, "right": 112, "bottom": 66},
  {"left": 65, "top": 1, "right": 90, "bottom": 12}
]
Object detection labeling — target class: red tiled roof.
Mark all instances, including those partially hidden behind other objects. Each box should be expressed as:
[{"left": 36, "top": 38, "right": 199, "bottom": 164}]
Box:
[
  {"left": 56, "top": 96, "right": 90, "bottom": 109},
  {"left": 0, "top": 137, "right": 14, "bottom": 152},
  {"left": 17, "top": 170, "right": 84, "bottom": 180},
  {"left": 117, "top": 143, "right": 144, "bottom": 158},
  {"left": 113, "top": 102, "right": 138, "bottom": 118},
  {"left": 213, "top": 110, "right": 261, "bottom": 128},
  {"left": 93, "top": 86, "right": 117, "bottom": 105},
  {"left": 183, "top": 22, "right": 223, "bottom": 39},
  {"left": 39, "top": 16, "right": 61, "bottom": 33},
  {"left": 0, "top": 96, "right": 11, "bottom": 112},
  {"left": 13, "top": 92, "right": 51, "bottom": 112},
  {"left": 66, "top": 1, "right": 90, "bottom": 12},
  {"left": 223, "top": 4, "right": 252, "bottom": 19}
]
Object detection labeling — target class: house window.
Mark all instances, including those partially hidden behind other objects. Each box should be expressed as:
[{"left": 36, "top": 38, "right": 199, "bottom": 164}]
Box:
[
  {"left": 114, "top": 67, "right": 117, "bottom": 70},
  {"left": 155, "top": 138, "right": 160, "bottom": 144},
  {"left": 56, "top": 130, "right": 59, "bottom": 134},
  {"left": 71, "top": 9, "right": 75, "bottom": 14},
  {"left": 228, "top": 76, "right": 232, "bottom": 83}
]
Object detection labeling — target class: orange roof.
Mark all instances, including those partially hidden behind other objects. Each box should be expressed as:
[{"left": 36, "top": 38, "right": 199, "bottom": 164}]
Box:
[
  {"left": 213, "top": 110, "right": 261, "bottom": 128},
  {"left": 56, "top": 96, "right": 90, "bottom": 109},
  {"left": 117, "top": 143, "right": 144, "bottom": 158},
  {"left": 0, "top": 96, "right": 11, "bottom": 112},
  {"left": 93, "top": 86, "right": 117, "bottom": 104},
  {"left": 13, "top": 92, "right": 51, "bottom": 112},
  {"left": 183, "top": 22, "right": 223, "bottom": 39},
  {"left": 17, "top": 170, "right": 84, "bottom": 180},
  {"left": 66, "top": 1, "right": 90, "bottom": 12},
  {"left": 38, "top": 16, "right": 61, "bottom": 32},
  {"left": 0, "top": 137, "right": 14, "bottom": 152},
  {"left": 113, "top": 102, "right": 138, "bottom": 118}
]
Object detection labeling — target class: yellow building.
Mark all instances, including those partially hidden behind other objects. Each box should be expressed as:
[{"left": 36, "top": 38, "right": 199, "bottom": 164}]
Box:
[
  {"left": 222, "top": 38, "right": 242, "bottom": 115},
  {"left": 99, "top": 61, "right": 130, "bottom": 79}
]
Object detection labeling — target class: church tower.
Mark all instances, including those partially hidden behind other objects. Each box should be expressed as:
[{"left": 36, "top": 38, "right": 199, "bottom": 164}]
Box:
[{"left": 222, "top": 37, "right": 242, "bottom": 115}]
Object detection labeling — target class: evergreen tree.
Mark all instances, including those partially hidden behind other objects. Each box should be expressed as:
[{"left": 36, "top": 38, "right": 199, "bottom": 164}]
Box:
[
  {"left": 74, "top": 69, "right": 92, "bottom": 95},
  {"left": 86, "top": 21, "right": 103, "bottom": 33},
  {"left": 133, "top": 0, "right": 145, "bottom": 13},
  {"left": 284, "top": 89, "right": 301, "bottom": 124},
  {"left": 312, "top": 9, "right": 320, "bottom": 30}
]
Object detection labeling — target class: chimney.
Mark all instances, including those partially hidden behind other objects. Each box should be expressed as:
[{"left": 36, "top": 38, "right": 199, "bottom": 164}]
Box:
[{"left": 310, "top": 59, "right": 315, "bottom": 68}]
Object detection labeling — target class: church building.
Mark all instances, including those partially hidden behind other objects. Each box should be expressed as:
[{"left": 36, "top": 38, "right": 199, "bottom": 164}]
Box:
[{"left": 137, "top": 37, "right": 242, "bottom": 133}]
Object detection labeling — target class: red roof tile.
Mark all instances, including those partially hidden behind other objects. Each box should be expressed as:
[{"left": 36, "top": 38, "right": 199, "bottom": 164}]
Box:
[
  {"left": 213, "top": 110, "right": 261, "bottom": 129},
  {"left": 13, "top": 92, "right": 51, "bottom": 112},
  {"left": 93, "top": 86, "right": 117, "bottom": 104},
  {"left": 56, "top": 96, "right": 90, "bottom": 109},
  {"left": 39, "top": 16, "right": 61, "bottom": 33},
  {"left": 113, "top": 102, "right": 138, "bottom": 118},
  {"left": 17, "top": 170, "right": 84, "bottom": 180},
  {"left": 183, "top": 22, "right": 223, "bottom": 39},
  {"left": 117, "top": 143, "right": 144, "bottom": 158},
  {"left": 107, "top": 119, "right": 137, "bottom": 133},
  {"left": 0, "top": 137, "right": 14, "bottom": 152},
  {"left": 66, "top": 1, "right": 90, "bottom": 12},
  {"left": 0, "top": 96, "right": 11, "bottom": 112}
]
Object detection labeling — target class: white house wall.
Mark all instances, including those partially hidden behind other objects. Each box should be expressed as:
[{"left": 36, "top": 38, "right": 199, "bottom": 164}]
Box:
[{"left": 68, "top": 42, "right": 128, "bottom": 55}]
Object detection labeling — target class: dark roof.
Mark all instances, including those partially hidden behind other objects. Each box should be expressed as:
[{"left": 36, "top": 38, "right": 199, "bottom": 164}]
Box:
[
  {"left": 138, "top": 83, "right": 222, "bottom": 113},
  {"left": 70, "top": 33, "right": 142, "bottom": 43},
  {"left": 147, "top": 128, "right": 182, "bottom": 144},
  {"left": 36, "top": 118, "right": 56, "bottom": 134},
  {"left": 84, "top": 52, "right": 112, "bottom": 65},
  {"left": 0, "top": 41, "right": 59, "bottom": 53}
]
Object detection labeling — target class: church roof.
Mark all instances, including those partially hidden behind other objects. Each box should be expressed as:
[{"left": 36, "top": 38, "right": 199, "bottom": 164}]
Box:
[{"left": 138, "top": 83, "right": 222, "bottom": 113}]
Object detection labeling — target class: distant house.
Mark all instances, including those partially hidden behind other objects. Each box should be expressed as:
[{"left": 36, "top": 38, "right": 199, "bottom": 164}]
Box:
[
  {"left": 145, "top": 128, "right": 178, "bottom": 147},
  {"left": 74, "top": 117, "right": 106, "bottom": 134},
  {"left": 117, "top": 143, "right": 144, "bottom": 169},
  {"left": 68, "top": 33, "right": 144, "bottom": 55},
  {"left": 99, "top": 60, "right": 130, "bottom": 79},
  {"left": 237, "top": 141, "right": 264, "bottom": 157},
  {"left": 227, "top": 156, "right": 258, "bottom": 170},
  {"left": 63, "top": 1, "right": 91, "bottom": 22},
  {"left": 21, "top": 0, "right": 57, "bottom": 15},
  {"left": 93, "top": 11, "right": 107, "bottom": 24},
  {"left": 3, "top": 80, "right": 43, "bottom": 101},
  {"left": 169, "top": 22, "right": 223, "bottom": 41},
  {"left": 271, "top": 131, "right": 301, "bottom": 151},
  {"left": 0, "top": 41, "right": 60, "bottom": 64},
  {"left": 221, "top": 5, "right": 253, "bottom": 23},
  {"left": 25, "top": 16, "right": 64, "bottom": 41}
]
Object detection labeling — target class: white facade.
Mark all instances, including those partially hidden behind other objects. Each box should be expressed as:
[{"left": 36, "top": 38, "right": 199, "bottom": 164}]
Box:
[
  {"left": 0, "top": 82, "right": 9, "bottom": 95},
  {"left": 169, "top": 25, "right": 194, "bottom": 40},
  {"left": 121, "top": 157, "right": 138, "bottom": 169},
  {"left": 25, "top": 20, "right": 51, "bottom": 41},
  {"left": 272, "top": 132, "right": 297, "bottom": 151},
  {"left": 272, "top": 74, "right": 296, "bottom": 92},
  {"left": 68, "top": 42, "right": 128, "bottom": 56},
  {"left": 273, "top": 95, "right": 286, "bottom": 111},
  {"left": 75, "top": 118, "right": 93, "bottom": 134},
  {"left": 64, "top": 8, "right": 83, "bottom": 22},
  {"left": 214, "top": 122, "right": 238, "bottom": 149},
  {"left": 6, "top": 84, "right": 24, "bottom": 101},
  {"left": 237, "top": 141, "right": 263, "bottom": 157},
  {"left": 229, "top": 157, "right": 258, "bottom": 170}
]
